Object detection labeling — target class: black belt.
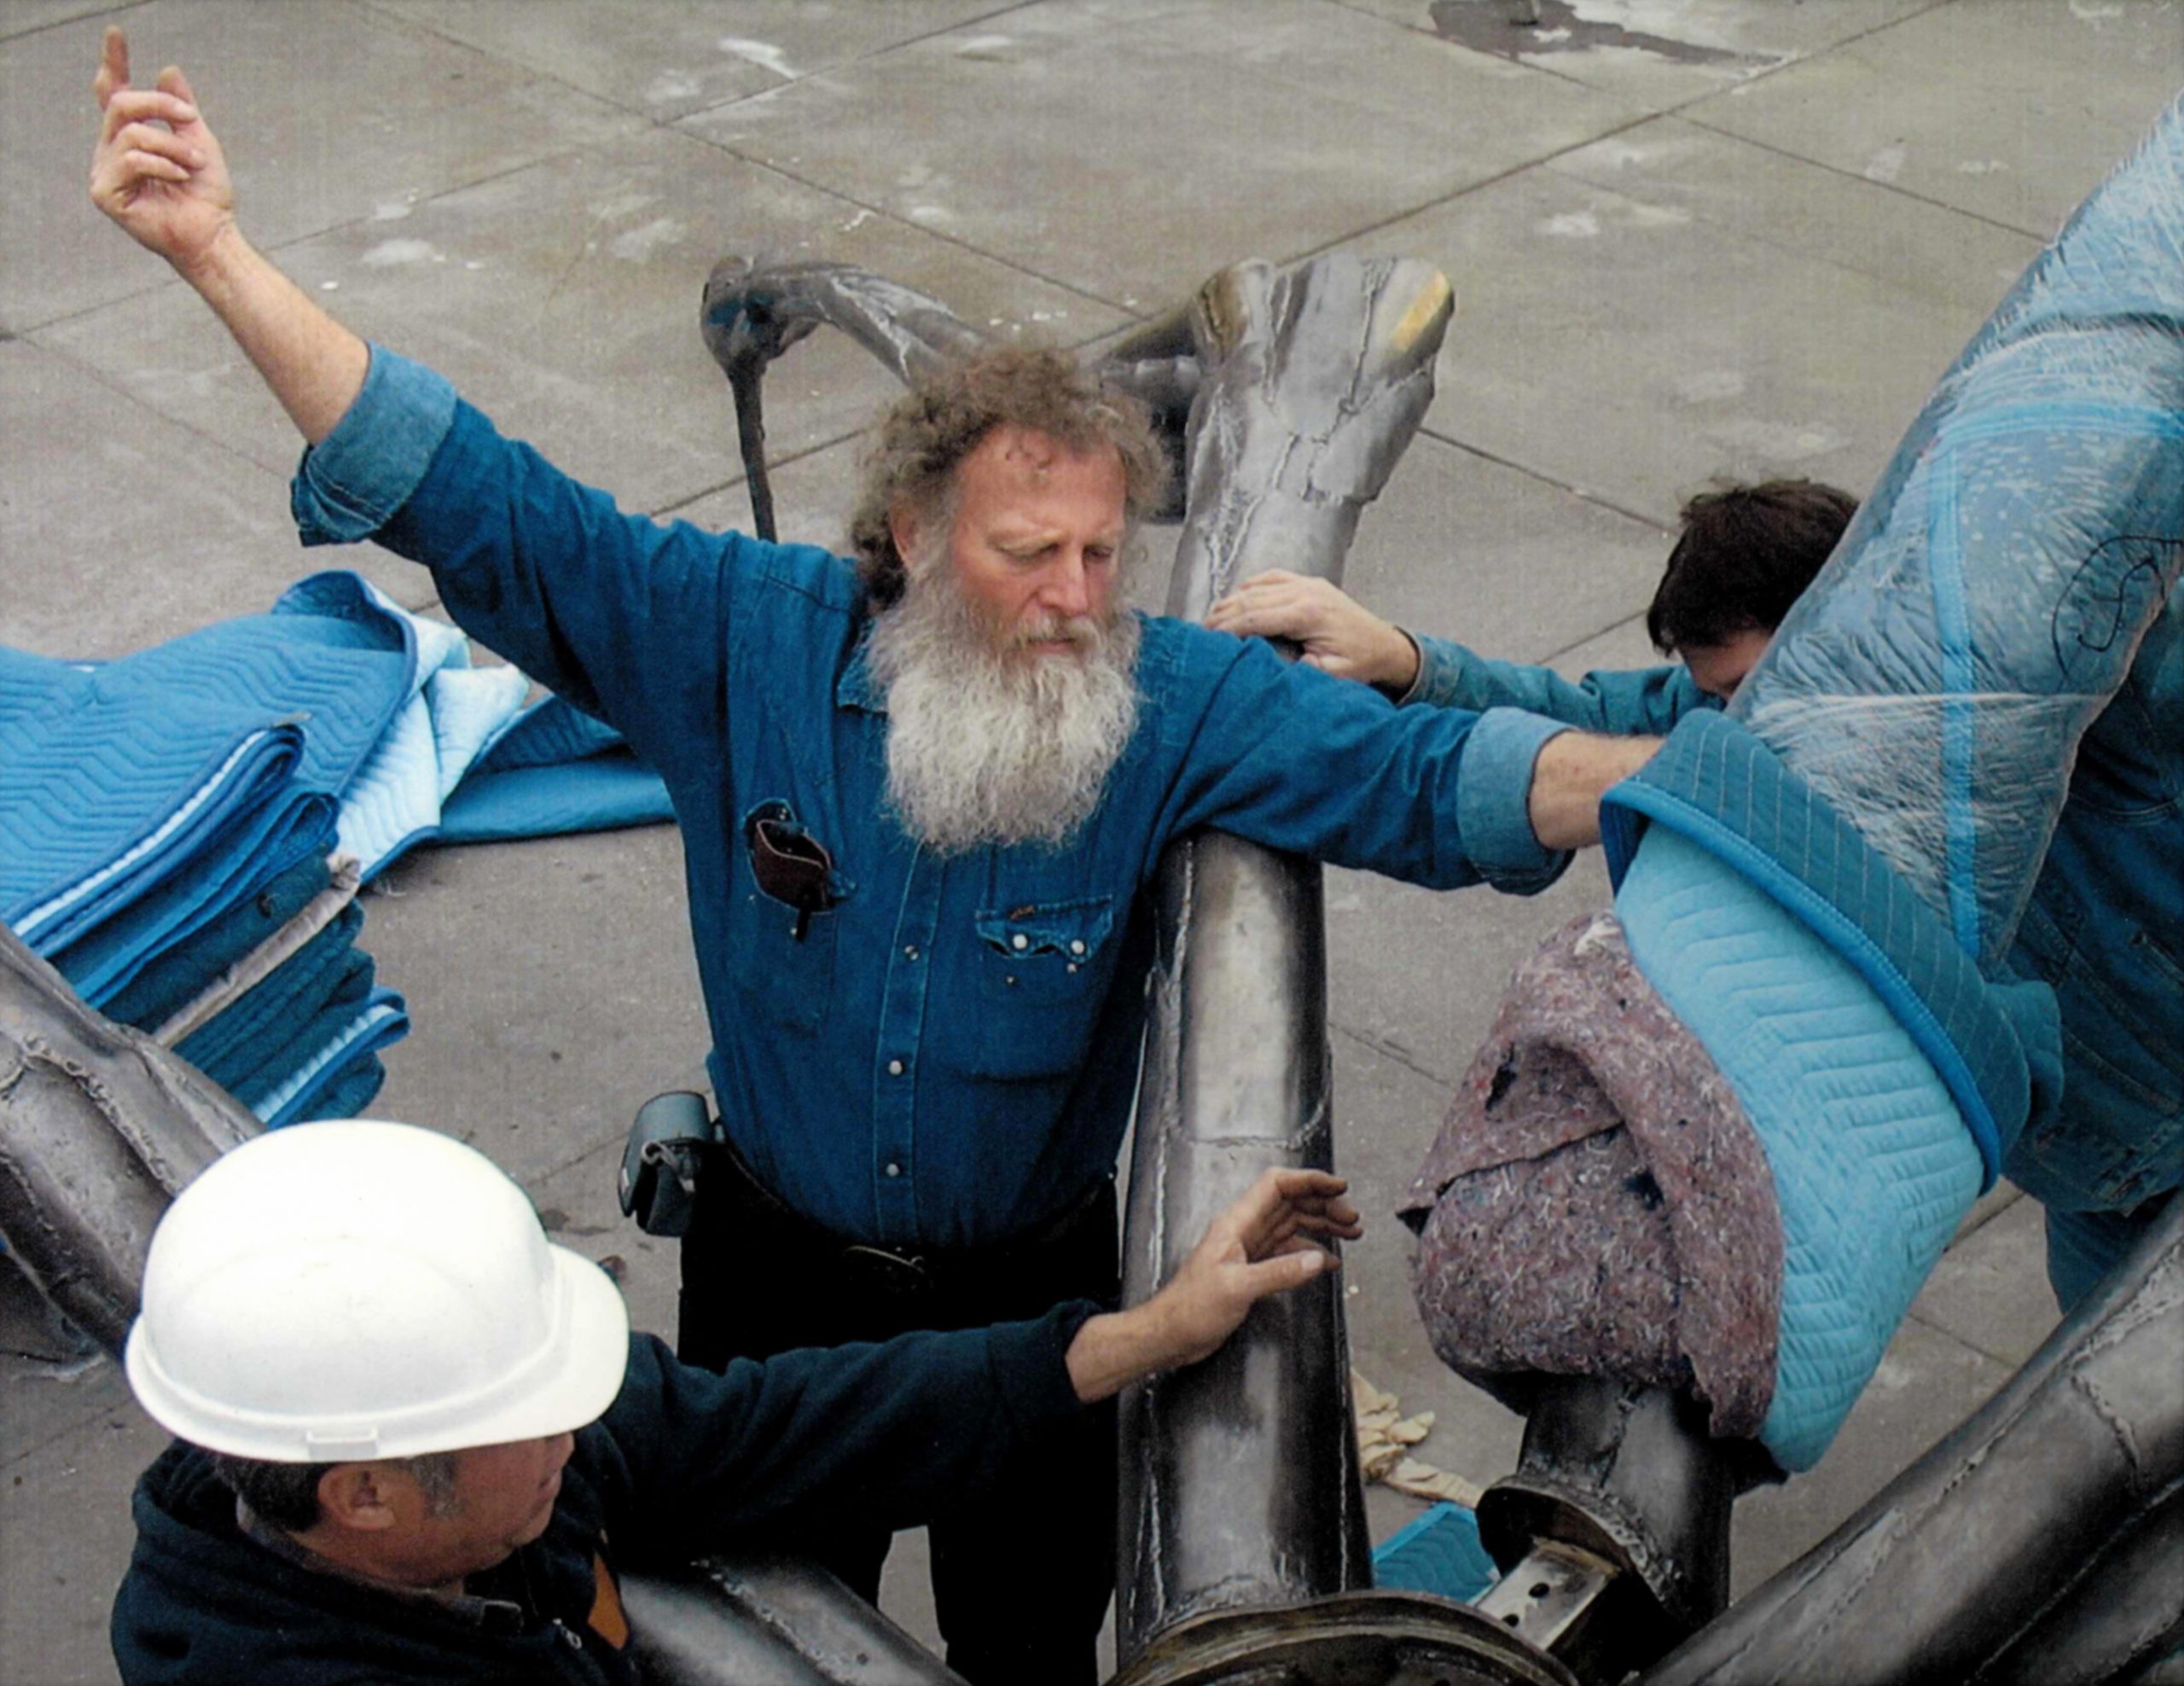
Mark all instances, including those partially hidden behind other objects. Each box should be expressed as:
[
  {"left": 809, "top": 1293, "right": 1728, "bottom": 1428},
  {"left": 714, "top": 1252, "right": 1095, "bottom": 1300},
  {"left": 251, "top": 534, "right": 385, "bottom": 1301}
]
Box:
[{"left": 706, "top": 1133, "right": 1112, "bottom": 1304}]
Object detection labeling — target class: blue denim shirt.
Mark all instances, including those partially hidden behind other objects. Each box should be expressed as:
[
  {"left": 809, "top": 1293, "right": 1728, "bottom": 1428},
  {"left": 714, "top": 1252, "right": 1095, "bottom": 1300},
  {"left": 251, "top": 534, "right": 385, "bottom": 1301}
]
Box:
[
  {"left": 1409, "top": 627, "right": 2184, "bottom": 1218},
  {"left": 288, "top": 349, "right": 1569, "bottom": 1250}
]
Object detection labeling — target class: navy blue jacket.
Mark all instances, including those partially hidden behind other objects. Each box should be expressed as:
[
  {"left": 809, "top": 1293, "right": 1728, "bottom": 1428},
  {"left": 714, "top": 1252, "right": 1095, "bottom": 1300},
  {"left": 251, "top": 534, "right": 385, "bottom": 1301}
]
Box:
[{"left": 112, "top": 1313, "right": 1091, "bottom": 1685}]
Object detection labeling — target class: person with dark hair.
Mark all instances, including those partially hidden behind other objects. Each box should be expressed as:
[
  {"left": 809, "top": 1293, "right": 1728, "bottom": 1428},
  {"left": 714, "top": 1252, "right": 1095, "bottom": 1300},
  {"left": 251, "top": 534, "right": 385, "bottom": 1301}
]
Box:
[
  {"left": 1211, "top": 475, "right": 2181, "bottom": 1320},
  {"left": 1207, "top": 477, "right": 1856, "bottom": 712},
  {"left": 90, "top": 32, "right": 1653, "bottom": 1681},
  {"left": 1646, "top": 480, "right": 1860, "bottom": 657},
  {"left": 111, "top": 1121, "right": 1359, "bottom": 1685}
]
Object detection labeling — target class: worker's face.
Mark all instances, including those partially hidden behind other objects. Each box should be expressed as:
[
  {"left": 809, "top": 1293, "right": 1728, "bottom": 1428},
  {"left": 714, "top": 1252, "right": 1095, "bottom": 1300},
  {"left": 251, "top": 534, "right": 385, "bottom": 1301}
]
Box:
[
  {"left": 907, "top": 427, "right": 1128, "bottom": 660},
  {"left": 1682, "top": 626, "right": 1774, "bottom": 701},
  {"left": 393, "top": 1432, "right": 577, "bottom": 1583}
]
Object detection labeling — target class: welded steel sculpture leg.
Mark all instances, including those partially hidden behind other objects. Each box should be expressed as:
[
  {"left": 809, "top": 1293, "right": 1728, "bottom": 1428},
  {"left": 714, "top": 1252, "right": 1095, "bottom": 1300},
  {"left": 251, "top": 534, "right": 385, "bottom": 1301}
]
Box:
[
  {"left": 700, "top": 259, "right": 1205, "bottom": 540},
  {"left": 624, "top": 1555, "right": 970, "bottom": 1686},
  {"left": 1638, "top": 1196, "right": 2184, "bottom": 1686},
  {"left": 0, "top": 923, "right": 258, "bottom": 1355},
  {"left": 1116, "top": 256, "right": 1474, "bottom": 1685},
  {"left": 1472, "top": 1381, "right": 1740, "bottom": 1677}
]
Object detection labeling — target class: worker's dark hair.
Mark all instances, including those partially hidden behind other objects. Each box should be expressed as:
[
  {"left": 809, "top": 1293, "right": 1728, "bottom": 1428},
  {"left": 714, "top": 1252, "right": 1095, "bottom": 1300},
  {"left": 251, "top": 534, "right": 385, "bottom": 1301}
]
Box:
[
  {"left": 1646, "top": 480, "right": 1859, "bottom": 654},
  {"left": 207, "top": 1448, "right": 462, "bottom": 1532},
  {"left": 847, "top": 346, "right": 1167, "bottom": 609}
]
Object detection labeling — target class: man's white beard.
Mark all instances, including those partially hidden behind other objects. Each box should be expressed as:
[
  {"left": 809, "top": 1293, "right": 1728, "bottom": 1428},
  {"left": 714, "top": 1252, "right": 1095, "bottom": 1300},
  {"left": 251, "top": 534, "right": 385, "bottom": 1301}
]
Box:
[{"left": 867, "top": 572, "right": 1141, "bottom": 853}]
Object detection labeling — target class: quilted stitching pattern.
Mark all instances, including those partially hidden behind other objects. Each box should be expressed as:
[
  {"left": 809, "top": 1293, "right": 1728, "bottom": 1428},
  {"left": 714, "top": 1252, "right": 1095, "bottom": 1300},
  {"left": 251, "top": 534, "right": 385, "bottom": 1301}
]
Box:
[
  {"left": 1618, "top": 828, "right": 1981, "bottom": 1471},
  {"left": 1605, "top": 710, "right": 2063, "bottom": 1183}
]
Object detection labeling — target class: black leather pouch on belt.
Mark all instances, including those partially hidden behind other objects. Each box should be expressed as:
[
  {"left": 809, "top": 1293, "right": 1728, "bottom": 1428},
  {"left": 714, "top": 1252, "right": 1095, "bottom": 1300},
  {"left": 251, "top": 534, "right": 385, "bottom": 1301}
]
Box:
[{"left": 618, "top": 1090, "right": 716, "bottom": 1238}]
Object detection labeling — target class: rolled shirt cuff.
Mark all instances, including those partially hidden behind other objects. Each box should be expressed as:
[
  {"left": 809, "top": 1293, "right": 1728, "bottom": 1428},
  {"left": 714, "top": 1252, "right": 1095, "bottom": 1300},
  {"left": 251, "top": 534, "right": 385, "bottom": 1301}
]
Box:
[
  {"left": 290, "top": 344, "right": 458, "bottom": 546},
  {"left": 1399, "top": 630, "right": 1468, "bottom": 711},
  {"left": 1457, "top": 706, "right": 1575, "bottom": 892}
]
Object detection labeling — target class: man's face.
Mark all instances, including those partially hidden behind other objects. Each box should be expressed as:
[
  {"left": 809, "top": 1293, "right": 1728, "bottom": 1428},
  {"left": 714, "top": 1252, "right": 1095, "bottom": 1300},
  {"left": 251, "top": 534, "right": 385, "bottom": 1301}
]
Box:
[
  {"left": 380, "top": 1433, "right": 576, "bottom": 1585},
  {"left": 914, "top": 426, "right": 1128, "bottom": 657},
  {"left": 1682, "top": 626, "right": 1774, "bottom": 701}
]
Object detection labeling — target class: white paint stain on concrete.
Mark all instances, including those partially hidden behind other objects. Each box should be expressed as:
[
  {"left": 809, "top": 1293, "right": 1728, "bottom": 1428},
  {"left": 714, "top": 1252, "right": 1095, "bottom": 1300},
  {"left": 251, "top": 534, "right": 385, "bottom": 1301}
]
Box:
[
  {"left": 1543, "top": 209, "right": 1600, "bottom": 237},
  {"left": 588, "top": 190, "right": 659, "bottom": 222},
  {"left": 608, "top": 218, "right": 688, "bottom": 261},
  {"left": 644, "top": 70, "right": 703, "bottom": 106},
  {"left": 907, "top": 204, "right": 956, "bottom": 226},
  {"left": 1589, "top": 138, "right": 1656, "bottom": 170},
  {"left": 1863, "top": 143, "right": 1908, "bottom": 184},
  {"left": 1675, "top": 369, "right": 1746, "bottom": 404},
  {"left": 956, "top": 34, "right": 1016, "bottom": 60},
  {"left": 1626, "top": 201, "right": 1693, "bottom": 228},
  {"left": 1958, "top": 159, "right": 2011, "bottom": 176},
  {"left": 361, "top": 238, "right": 439, "bottom": 268},
  {"left": 2069, "top": 0, "right": 2125, "bottom": 20},
  {"left": 371, "top": 200, "right": 414, "bottom": 222},
  {"left": 839, "top": 209, "right": 872, "bottom": 233},
  {"left": 1703, "top": 416, "right": 1848, "bottom": 461},
  {"left": 718, "top": 37, "right": 797, "bottom": 79}
]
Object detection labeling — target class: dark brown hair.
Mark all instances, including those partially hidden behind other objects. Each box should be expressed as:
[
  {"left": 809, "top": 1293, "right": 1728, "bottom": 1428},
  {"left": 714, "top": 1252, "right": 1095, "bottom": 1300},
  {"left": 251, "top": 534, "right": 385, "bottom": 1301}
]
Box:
[{"left": 1647, "top": 479, "right": 1859, "bottom": 654}]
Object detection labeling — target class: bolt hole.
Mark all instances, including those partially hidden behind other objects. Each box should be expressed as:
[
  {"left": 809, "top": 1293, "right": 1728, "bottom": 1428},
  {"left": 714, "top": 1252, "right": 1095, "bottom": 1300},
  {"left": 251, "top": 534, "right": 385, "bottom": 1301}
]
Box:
[
  {"left": 1529, "top": 1582, "right": 1552, "bottom": 1598},
  {"left": 1502, "top": 1612, "right": 1521, "bottom": 1627}
]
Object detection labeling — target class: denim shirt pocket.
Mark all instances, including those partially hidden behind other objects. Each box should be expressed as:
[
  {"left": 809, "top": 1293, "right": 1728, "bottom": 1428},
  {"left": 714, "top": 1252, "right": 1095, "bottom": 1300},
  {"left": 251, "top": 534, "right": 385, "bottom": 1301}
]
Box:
[
  {"left": 729, "top": 798, "right": 849, "bottom": 1033},
  {"left": 974, "top": 896, "right": 1116, "bottom": 1002},
  {"left": 956, "top": 895, "right": 1118, "bottom": 1079}
]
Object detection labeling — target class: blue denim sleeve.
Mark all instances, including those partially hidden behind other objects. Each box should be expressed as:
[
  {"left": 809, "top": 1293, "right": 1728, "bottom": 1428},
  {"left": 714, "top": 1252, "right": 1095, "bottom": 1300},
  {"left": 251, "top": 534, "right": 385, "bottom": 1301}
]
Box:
[
  {"left": 1457, "top": 707, "right": 1574, "bottom": 892},
  {"left": 1404, "top": 631, "right": 1706, "bottom": 737},
  {"left": 289, "top": 345, "right": 458, "bottom": 546},
  {"left": 1156, "top": 626, "right": 1572, "bottom": 894}
]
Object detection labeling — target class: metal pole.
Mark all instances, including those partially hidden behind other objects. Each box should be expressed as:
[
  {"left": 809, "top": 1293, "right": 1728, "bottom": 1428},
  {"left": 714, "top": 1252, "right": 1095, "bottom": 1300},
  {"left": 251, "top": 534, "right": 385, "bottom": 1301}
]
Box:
[
  {"left": 624, "top": 1555, "right": 971, "bottom": 1686},
  {"left": 1115, "top": 254, "right": 1452, "bottom": 1674},
  {"left": 0, "top": 922, "right": 257, "bottom": 1353},
  {"left": 1638, "top": 1196, "right": 2184, "bottom": 1686}
]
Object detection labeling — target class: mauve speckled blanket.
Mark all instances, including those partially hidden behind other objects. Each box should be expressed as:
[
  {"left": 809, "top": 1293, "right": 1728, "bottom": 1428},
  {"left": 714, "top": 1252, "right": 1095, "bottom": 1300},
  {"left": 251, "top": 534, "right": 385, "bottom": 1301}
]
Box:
[{"left": 1398, "top": 910, "right": 1782, "bottom": 1439}]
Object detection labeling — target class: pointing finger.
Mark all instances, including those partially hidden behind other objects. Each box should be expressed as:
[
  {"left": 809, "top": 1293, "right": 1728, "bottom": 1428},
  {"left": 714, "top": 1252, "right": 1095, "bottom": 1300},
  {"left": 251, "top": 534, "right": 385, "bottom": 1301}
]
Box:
[{"left": 95, "top": 26, "right": 129, "bottom": 109}]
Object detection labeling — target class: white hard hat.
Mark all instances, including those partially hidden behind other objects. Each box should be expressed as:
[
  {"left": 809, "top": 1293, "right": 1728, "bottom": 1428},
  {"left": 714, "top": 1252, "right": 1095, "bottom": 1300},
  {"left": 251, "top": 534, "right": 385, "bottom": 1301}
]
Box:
[{"left": 125, "top": 1119, "right": 630, "bottom": 1463}]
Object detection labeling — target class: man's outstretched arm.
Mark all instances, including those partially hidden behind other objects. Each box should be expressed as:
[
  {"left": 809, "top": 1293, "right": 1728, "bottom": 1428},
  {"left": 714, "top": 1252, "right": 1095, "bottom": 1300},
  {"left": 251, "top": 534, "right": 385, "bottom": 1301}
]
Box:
[
  {"left": 1208, "top": 570, "right": 1667, "bottom": 850},
  {"left": 1525, "top": 729, "right": 1660, "bottom": 851},
  {"left": 90, "top": 27, "right": 364, "bottom": 445}
]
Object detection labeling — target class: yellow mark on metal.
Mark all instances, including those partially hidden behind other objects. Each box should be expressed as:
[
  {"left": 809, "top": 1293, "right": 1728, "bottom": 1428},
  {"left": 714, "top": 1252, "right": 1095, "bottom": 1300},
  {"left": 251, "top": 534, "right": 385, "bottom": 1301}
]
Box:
[{"left": 1388, "top": 272, "right": 1454, "bottom": 352}]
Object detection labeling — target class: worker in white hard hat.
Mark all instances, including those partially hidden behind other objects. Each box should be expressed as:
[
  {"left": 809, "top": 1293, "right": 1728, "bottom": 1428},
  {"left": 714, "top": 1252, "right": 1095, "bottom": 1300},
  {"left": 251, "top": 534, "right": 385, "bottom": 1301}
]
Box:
[{"left": 108, "top": 1120, "right": 1360, "bottom": 1686}]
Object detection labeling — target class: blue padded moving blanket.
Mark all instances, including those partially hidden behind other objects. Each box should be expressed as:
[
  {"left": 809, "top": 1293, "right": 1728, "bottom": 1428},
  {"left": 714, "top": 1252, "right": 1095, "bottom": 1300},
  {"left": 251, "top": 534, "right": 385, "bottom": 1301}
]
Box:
[{"left": 1, "top": 570, "right": 670, "bottom": 1133}]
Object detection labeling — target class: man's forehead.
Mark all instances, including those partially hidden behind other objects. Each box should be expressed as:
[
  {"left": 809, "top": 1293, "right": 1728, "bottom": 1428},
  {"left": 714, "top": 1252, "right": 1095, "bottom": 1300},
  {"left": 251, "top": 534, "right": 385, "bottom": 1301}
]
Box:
[{"left": 961, "top": 425, "right": 1123, "bottom": 491}]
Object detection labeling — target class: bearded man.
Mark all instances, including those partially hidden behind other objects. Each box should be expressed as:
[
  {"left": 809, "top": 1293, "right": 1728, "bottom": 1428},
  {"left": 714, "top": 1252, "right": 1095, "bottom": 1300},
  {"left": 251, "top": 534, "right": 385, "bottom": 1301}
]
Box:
[{"left": 90, "top": 31, "right": 1654, "bottom": 1683}]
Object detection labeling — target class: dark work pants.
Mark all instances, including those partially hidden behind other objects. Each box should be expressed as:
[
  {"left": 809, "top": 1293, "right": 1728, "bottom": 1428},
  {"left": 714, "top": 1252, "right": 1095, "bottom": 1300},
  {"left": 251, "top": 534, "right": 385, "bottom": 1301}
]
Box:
[{"left": 677, "top": 1149, "right": 1119, "bottom": 1686}]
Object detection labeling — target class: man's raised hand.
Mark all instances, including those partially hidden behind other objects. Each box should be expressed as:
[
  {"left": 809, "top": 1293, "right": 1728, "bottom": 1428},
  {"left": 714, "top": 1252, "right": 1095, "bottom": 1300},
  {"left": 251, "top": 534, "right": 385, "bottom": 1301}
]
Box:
[
  {"left": 1205, "top": 571, "right": 1422, "bottom": 693},
  {"left": 90, "top": 27, "right": 235, "bottom": 276}
]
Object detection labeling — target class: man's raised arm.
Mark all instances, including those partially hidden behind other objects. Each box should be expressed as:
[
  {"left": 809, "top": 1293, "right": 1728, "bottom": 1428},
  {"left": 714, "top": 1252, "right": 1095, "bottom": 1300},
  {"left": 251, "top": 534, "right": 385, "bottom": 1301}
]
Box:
[{"left": 90, "top": 27, "right": 365, "bottom": 445}]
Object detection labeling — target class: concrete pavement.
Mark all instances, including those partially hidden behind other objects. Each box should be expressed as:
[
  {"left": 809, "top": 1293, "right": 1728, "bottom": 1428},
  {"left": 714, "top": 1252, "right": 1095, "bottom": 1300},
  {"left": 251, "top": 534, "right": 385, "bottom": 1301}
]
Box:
[{"left": 3, "top": 2, "right": 2178, "bottom": 1679}]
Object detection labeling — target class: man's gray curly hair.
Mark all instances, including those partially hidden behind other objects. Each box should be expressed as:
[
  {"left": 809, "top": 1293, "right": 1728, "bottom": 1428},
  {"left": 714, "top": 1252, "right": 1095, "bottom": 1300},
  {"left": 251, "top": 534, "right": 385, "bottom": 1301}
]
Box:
[{"left": 847, "top": 346, "right": 1168, "bottom": 608}]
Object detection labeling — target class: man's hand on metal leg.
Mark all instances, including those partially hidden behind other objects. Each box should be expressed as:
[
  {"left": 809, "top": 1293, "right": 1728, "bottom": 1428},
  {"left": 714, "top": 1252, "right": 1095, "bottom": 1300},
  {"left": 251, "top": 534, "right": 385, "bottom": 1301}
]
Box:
[{"left": 1065, "top": 1167, "right": 1361, "bottom": 1403}]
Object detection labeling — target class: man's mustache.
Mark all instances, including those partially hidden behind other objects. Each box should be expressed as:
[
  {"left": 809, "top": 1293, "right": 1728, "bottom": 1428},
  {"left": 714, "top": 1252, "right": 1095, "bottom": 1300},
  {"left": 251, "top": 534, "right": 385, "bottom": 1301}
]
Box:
[{"left": 1010, "top": 613, "right": 1107, "bottom": 654}]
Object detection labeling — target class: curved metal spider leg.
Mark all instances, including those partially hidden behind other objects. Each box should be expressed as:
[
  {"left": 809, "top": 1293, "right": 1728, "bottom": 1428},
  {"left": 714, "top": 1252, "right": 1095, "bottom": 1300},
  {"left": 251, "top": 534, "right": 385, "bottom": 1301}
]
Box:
[{"left": 0, "top": 924, "right": 258, "bottom": 1357}]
